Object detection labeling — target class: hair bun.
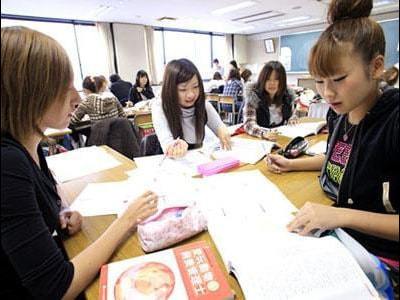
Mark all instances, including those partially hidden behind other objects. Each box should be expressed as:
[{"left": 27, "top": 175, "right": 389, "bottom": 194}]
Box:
[{"left": 328, "top": 0, "right": 373, "bottom": 24}]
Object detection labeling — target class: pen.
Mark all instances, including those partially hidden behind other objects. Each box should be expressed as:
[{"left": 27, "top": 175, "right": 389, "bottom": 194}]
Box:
[{"left": 159, "top": 136, "right": 180, "bottom": 166}]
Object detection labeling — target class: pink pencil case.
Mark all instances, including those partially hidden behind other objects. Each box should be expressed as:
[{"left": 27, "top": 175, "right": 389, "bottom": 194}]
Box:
[{"left": 197, "top": 157, "right": 240, "bottom": 176}]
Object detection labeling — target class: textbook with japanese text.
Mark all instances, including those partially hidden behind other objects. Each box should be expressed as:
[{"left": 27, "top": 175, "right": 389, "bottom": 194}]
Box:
[{"left": 99, "top": 241, "right": 234, "bottom": 300}]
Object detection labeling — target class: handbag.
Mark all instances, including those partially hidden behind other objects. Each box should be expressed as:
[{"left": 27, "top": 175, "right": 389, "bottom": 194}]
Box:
[{"left": 137, "top": 206, "right": 207, "bottom": 252}]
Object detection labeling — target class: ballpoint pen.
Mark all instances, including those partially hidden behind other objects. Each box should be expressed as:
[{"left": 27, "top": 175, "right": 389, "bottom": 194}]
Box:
[{"left": 158, "top": 136, "right": 180, "bottom": 166}]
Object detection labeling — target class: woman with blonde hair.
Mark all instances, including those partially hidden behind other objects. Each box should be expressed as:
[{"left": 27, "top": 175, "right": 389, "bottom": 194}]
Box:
[
  {"left": 266, "top": 0, "right": 399, "bottom": 275},
  {"left": 1, "top": 26, "right": 158, "bottom": 299}
]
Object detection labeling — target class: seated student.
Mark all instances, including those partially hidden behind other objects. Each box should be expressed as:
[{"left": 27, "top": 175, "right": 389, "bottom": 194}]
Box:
[
  {"left": 1, "top": 26, "right": 158, "bottom": 299},
  {"left": 222, "top": 68, "right": 244, "bottom": 112},
  {"left": 243, "top": 61, "right": 296, "bottom": 141},
  {"left": 240, "top": 68, "right": 252, "bottom": 85},
  {"left": 266, "top": 0, "right": 399, "bottom": 274},
  {"left": 109, "top": 73, "right": 132, "bottom": 106},
  {"left": 212, "top": 58, "right": 224, "bottom": 78},
  {"left": 152, "top": 58, "right": 231, "bottom": 157},
  {"left": 207, "top": 71, "right": 225, "bottom": 94},
  {"left": 70, "top": 75, "right": 126, "bottom": 125},
  {"left": 128, "top": 70, "right": 155, "bottom": 106},
  {"left": 379, "top": 66, "right": 399, "bottom": 92}
]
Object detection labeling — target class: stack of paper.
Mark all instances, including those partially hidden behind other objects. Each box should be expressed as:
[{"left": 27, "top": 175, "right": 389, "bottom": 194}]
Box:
[{"left": 46, "top": 146, "right": 122, "bottom": 183}]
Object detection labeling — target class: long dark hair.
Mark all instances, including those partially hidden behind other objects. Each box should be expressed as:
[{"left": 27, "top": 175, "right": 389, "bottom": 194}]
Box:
[
  {"left": 161, "top": 58, "right": 207, "bottom": 142},
  {"left": 254, "top": 61, "right": 287, "bottom": 106},
  {"left": 135, "top": 70, "right": 151, "bottom": 88}
]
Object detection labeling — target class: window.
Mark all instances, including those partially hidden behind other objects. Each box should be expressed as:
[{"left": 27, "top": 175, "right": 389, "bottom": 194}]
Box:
[
  {"left": 1, "top": 18, "right": 109, "bottom": 89},
  {"left": 154, "top": 29, "right": 227, "bottom": 81}
]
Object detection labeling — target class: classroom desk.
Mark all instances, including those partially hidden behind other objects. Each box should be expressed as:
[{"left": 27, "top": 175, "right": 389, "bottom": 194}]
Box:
[{"left": 61, "top": 129, "right": 332, "bottom": 299}]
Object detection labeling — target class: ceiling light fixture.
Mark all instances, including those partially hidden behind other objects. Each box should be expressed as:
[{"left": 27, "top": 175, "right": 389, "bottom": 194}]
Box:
[
  {"left": 275, "top": 17, "right": 320, "bottom": 27},
  {"left": 212, "top": 1, "right": 257, "bottom": 16},
  {"left": 373, "top": 0, "right": 394, "bottom": 7},
  {"left": 90, "top": 5, "right": 114, "bottom": 17},
  {"left": 274, "top": 16, "right": 311, "bottom": 25}
]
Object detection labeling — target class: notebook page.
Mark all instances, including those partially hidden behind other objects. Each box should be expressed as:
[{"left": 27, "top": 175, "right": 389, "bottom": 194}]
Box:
[{"left": 232, "top": 226, "right": 378, "bottom": 300}]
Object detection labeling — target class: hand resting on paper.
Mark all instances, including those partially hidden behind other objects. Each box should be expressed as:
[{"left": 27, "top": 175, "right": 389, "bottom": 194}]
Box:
[
  {"left": 287, "top": 202, "right": 341, "bottom": 236},
  {"left": 120, "top": 191, "right": 159, "bottom": 229},
  {"left": 59, "top": 210, "right": 83, "bottom": 235}
]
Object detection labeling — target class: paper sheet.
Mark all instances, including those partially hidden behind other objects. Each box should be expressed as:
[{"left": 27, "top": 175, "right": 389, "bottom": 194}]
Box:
[
  {"left": 133, "top": 150, "right": 211, "bottom": 177},
  {"left": 305, "top": 140, "right": 327, "bottom": 156},
  {"left": 201, "top": 137, "right": 276, "bottom": 164},
  {"left": 46, "top": 146, "right": 122, "bottom": 183}
]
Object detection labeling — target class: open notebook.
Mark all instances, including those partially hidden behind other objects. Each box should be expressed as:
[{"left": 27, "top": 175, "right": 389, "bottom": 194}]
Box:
[
  {"left": 99, "top": 241, "right": 234, "bottom": 300},
  {"left": 275, "top": 121, "right": 327, "bottom": 138},
  {"left": 208, "top": 217, "right": 380, "bottom": 300}
]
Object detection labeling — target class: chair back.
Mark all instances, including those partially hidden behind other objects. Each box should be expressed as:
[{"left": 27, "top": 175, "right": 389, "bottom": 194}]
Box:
[
  {"left": 219, "top": 95, "right": 237, "bottom": 125},
  {"left": 86, "top": 118, "right": 141, "bottom": 159},
  {"left": 205, "top": 93, "right": 220, "bottom": 113}
]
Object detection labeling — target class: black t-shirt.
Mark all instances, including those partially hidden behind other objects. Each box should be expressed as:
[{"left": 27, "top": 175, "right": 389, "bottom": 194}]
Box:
[
  {"left": 325, "top": 117, "right": 357, "bottom": 189},
  {"left": 1, "top": 136, "right": 74, "bottom": 299}
]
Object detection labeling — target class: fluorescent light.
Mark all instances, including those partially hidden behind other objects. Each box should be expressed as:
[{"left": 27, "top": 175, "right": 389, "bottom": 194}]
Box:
[
  {"left": 276, "top": 18, "right": 319, "bottom": 27},
  {"left": 90, "top": 5, "right": 114, "bottom": 17},
  {"left": 212, "top": 1, "right": 257, "bottom": 16},
  {"left": 374, "top": 0, "right": 394, "bottom": 7},
  {"left": 274, "top": 16, "right": 311, "bottom": 25}
]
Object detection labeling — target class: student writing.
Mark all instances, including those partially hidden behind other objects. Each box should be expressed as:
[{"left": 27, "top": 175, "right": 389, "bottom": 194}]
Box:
[
  {"left": 152, "top": 58, "right": 231, "bottom": 158},
  {"left": 266, "top": 0, "right": 399, "bottom": 270}
]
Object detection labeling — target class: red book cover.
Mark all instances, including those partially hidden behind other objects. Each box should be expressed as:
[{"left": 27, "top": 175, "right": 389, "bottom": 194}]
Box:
[{"left": 99, "top": 241, "right": 234, "bottom": 300}]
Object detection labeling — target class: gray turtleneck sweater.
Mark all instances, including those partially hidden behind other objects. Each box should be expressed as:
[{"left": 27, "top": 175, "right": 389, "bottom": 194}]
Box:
[{"left": 152, "top": 97, "right": 224, "bottom": 153}]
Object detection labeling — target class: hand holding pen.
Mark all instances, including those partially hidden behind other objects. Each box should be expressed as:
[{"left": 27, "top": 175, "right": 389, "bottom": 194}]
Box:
[{"left": 164, "top": 137, "right": 188, "bottom": 159}]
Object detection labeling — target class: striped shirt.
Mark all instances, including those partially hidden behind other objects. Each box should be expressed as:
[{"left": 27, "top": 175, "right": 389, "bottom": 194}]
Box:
[{"left": 70, "top": 93, "right": 127, "bottom": 125}]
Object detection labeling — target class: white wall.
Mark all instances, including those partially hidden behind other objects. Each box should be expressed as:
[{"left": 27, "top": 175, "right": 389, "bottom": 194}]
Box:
[
  {"left": 233, "top": 34, "right": 248, "bottom": 65},
  {"left": 113, "top": 23, "right": 148, "bottom": 82}
]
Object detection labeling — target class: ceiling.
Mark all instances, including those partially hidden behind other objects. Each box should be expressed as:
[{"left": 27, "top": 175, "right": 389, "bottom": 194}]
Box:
[{"left": 1, "top": 0, "right": 399, "bottom": 35}]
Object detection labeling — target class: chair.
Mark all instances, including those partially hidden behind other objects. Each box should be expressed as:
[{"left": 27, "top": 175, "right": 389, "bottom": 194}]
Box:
[
  {"left": 205, "top": 93, "right": 220, "bottom": 113},
  {"left": 219, "top": 95, "right": 238, "bottom": 125},
  {"left": 86, "top": 117, "right": 141, "bottom": 159},
  {"left": 140, "top": 133, "right": 164, "bottom": 156}
]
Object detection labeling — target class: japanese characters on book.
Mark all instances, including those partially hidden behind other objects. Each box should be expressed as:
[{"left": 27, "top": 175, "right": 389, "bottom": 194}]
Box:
[{"left": 99, "top": 241, "right": 234, "bottom": 300}]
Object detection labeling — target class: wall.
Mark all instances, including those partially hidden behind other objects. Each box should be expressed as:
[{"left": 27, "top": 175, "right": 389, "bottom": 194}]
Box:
[
  {"left": 246, "top": 11, "right": 399, "bottom": 87},
  {"left": 233, "top": 34, "right": 248, "bottom": 65},
  {"left": 113, "top": 23, "right": 148, "bottom": 82}
]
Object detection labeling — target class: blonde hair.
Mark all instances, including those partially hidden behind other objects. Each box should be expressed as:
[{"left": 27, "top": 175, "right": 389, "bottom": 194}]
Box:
[
  {"left": 1, "top": 26, "right": 72, "bottom": 142},
  {"left": 308, "top": 0, "right": 385, "bottom": 78}
]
